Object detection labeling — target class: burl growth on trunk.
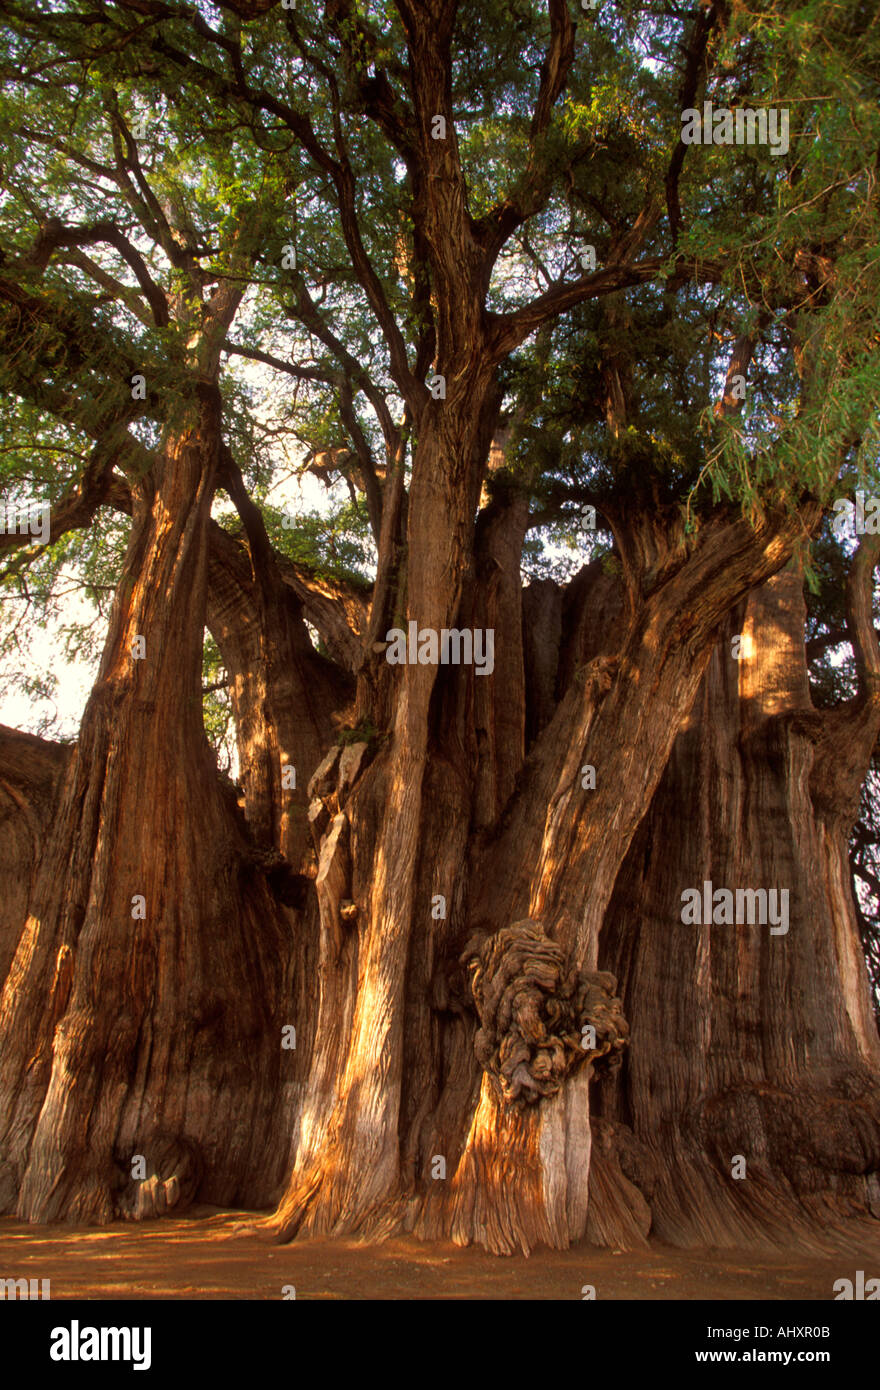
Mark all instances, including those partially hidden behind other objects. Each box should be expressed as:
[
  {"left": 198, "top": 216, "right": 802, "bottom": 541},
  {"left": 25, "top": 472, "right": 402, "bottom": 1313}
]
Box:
[{"left": 461, "top": 919, "right": 629, "bottom": 1106}]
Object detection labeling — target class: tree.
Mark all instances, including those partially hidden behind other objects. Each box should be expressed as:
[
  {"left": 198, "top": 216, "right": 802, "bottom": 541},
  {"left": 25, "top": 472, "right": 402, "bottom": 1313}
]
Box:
[
  {"left": 593, "top": 556, "right": 880, "bottom": 1250},
  {"left": 0, "top": 29, "right": 299, "bottom": 1220},
  {"left": 0, "top": 0, "right": 878, "bottom": 1253}
]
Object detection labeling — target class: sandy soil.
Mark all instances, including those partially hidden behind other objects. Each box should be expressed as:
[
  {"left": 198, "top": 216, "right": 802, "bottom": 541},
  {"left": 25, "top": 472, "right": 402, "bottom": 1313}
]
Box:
[{"left": 2, "top": 1210, "right": 878, "bottom": 1299}]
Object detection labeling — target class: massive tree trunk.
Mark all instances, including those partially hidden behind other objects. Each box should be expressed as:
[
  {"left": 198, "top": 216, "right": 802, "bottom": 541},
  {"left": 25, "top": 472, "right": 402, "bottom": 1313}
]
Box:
[
  {"left": 6, "top": 452, "right": 878, "bottom": 1257},
  {"left": 206, "top": 500, "right": 355, "bottom": 874},
  {"left": 268, "top": 370, "right": 506, "bottom": 1240},
  {"left": 0, "top": 727, "right": 70, "bottom": 989},
  {"left": 266, "top": 481, "right": 854, "bottom": 1252},
  {"left": 0, "top": 383, "right": 293, "bottom": 1222},
  {"left": 591, "top": 563, "right": 880, "bottom": 1253},
  {"left": 204, "top": 499, "right": 359, "bottom": 1161},
  {"left": 2, "top": 0, "right": 877, "bottom": 1267},
  {"left": 398, "top": 512, "right": 831, "bottom": 1253}
]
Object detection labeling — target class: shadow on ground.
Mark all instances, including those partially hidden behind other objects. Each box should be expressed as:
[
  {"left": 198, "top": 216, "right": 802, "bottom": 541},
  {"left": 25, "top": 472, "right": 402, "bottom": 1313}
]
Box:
[{"left": 1, "top": 1210, "right": 877, "bottom": 1300}]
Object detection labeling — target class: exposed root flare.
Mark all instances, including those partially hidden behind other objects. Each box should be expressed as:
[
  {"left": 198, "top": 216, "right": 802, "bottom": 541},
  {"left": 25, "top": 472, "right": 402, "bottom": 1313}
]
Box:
[
  {"left": 268, "top": 1159, "right": 406, "bottom": 1245},
  {"left": 133, "top": 1173, "right": 180, "bottom": 1220},
  {"left": 117, "top": 1133, "right": 203, "bottom": 1221},
  {"left": 461, "top": 918, "right": 629, "bottom": 1108}
]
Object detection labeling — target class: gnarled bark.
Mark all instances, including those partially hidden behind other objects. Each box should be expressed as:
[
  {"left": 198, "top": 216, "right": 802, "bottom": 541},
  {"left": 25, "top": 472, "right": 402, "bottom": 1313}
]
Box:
[
  {"left": 0, "top": 726, "right": 70, "bottom": 989},
  {"left": 0, "top": 383, "right": 293, "bottom": 1222},
  {"left": 592, "top": 564, "right": 880, "bottom": 1252},
  {"left": 207, "top": 505, "right": 353, "bottom": 872},
  {"left": 265, "top": 481, "right": 840, "bottom": 1253}
]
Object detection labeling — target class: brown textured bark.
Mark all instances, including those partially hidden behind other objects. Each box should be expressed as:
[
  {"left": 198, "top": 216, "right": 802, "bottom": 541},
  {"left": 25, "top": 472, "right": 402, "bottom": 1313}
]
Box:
[
  {"left": 4, "top": 490, "right": 879, "bottom": 1252},
  {"left": 592, "top": 566, "right": 880, "bottom": 1253},
  {"left": 263, "top": 0, "right": 708, "bottom": 1253},
  {"left": 3, "top": 0, "right": 876, "bottom": 1268},
  {"left": 269, "top": 364, "right": 505, "bottom": 1241},
  {"left": 401, "top": 509, "right": 823, "bottom": 1252},
  {"left": 207, "top": 503, "right": 353, "bottom": 872},
  {"left": 259, "top": 472, "right": 861, "bottom": 1255},
  {"left": 0, "top": 727, "right": 70, "bottom": 989},
  {"left": 0, "top": 384, "right": 293, "bottom": 1222}
]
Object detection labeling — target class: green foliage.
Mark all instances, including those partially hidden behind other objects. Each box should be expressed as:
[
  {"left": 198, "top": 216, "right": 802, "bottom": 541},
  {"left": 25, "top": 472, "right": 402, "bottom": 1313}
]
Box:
[
  {"left": 337, "top": 716, "right": 382, "bottom": 750},
  {"left": 1, "top": 0, "right": 879, "bottom": 736},
  {"left": 201, "top": 634, "right": 236, "bottom": 773},
  {"left": 261, "top": 496, "right": 375, "bottom": 585}
]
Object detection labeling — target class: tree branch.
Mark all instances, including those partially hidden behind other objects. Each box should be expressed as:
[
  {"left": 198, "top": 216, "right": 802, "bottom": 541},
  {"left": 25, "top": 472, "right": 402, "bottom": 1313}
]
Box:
[
  {"left": 0, "top": 724, "right": 71, "bottom": 809},
  {"left": 151, "top": 16, "right": 421, "bottom": 403},
  {"left": 846, "top": 532, "right": 880, "bottom": 704},
  {"left": 474, "top": 0, "right": 577, "bottom": 262},
  {"left": 0, "top": 443, "right": 121, "bottom": 572},
  {"left": 106, "top": 98, "right": 205, "bottom": 295},
  {"left": 714, "top": 330, "right": 759, "bottom": 419},
  {"left": 665, "top": 2, "right": 721, "bottom": 246},
  {"left": 21, "top": 216, "right": 169, "bottom": 326},
  {"left": 285, "top": 280, "right": 401, "bottom": 464},
  {"left": 223, "top": 341, "right": 338, "bottom": 388},
  {"left": 489, "top": 225, "right": 663, "bottom": 359}
]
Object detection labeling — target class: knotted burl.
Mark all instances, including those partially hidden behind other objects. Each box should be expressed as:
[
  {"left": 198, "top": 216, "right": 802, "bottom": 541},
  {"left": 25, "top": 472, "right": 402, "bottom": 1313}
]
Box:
[{"left": 461, "top": 919, "right": 629, "bottom": 1108}]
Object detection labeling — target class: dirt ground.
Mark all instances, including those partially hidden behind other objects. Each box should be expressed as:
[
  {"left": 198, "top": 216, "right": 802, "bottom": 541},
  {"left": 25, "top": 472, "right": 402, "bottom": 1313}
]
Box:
[{"left": 1, "top": 1209, "right": 878, "bottom": 1299}]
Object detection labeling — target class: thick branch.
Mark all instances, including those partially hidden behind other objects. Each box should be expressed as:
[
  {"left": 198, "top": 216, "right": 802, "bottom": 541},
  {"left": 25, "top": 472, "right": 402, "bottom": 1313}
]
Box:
[
  {"left": 21, "top": 216, "right": 169, "bottom": 326},
  {"left": 0, "top": 443, "right": 122, "bottom": 578},
  {"left": 489, "top": 219, "right": 663, "bottom": 359},
  {"left": 0, "top": 272, "right": 169, "bottom": 442},
  {"left": 846, "top": 532, "right": 880, "bottom": 703},
  {"left": 0, "top": 724, "right": 71, "bottom": 808},
  {"left": 208, "top": 519, "right": 368, "bottom": 674},
  {"left": 665, "top": 2, "right": 721, "bottom": 245},
  {"left": 276, "top": 556, "right": 370, "bottom": 674}
]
